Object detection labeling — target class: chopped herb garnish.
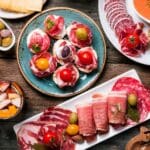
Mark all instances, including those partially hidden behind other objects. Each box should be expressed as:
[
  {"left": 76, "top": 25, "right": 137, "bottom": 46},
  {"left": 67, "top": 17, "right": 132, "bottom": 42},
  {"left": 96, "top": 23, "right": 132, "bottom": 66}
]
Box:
[
  {"left": 46, "top": 19, "right": 55, "bottom": 30},
  {"left": 127, "top": 103, "right": 140, "bottom": 122},
  {"left": 32, "top": 44, "right": 40, "bottom": 53},
  {"left": 32, "top": 143, "right": 49, "bottom": 150}
]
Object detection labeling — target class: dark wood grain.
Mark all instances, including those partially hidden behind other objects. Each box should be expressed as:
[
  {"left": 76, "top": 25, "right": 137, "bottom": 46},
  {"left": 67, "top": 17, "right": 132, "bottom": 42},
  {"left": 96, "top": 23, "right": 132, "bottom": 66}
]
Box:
[{"left": 0, "top": 0, "right": 150, "bottom": 150}]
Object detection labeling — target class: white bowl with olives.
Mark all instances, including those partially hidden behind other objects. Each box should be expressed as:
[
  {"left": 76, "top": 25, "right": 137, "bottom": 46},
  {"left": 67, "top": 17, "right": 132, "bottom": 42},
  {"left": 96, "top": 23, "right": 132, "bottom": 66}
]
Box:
[{"left": 0, "top": 18, "right": 15, "bottom": 51}]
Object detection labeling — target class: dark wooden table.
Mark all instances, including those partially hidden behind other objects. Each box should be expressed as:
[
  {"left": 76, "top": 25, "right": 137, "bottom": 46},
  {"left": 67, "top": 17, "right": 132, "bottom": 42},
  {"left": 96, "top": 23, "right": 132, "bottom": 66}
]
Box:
[{"left": 0, "top": 0, "right": 150, "bottom": 150}]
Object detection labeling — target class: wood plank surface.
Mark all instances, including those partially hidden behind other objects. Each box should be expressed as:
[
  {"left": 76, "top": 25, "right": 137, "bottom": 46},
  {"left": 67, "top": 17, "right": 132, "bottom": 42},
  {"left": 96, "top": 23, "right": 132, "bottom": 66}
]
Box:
[{"left": 0, "top": 0, "right": 150, "bottom": 150}]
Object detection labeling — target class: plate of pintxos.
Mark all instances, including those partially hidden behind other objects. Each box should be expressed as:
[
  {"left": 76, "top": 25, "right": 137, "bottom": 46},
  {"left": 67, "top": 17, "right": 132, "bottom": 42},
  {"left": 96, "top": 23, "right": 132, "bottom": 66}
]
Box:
[
  {"left": 16, "top": 7, "right": 106, "bottom": 97},
  {"left": 98, "top": 0, "right": 150, "bottom": 65},
  {"left": 14, "top": 69, "right": 150, "bottom": 150}
]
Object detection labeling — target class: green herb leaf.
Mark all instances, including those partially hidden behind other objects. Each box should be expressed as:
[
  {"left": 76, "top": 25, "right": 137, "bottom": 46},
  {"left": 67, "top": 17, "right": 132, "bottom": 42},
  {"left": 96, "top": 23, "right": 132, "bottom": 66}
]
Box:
[
  {"left": 46, "top": 19, "right": 55, "bottom": 30},
  {"left": 32, "top": 143, "right": 49, "bottom": 150},
  {"left": 32, "top": 44, "right": 40, "bottom": 53},
  {"left": 127, "top": 103, "right": 140, "bottom": 122}
]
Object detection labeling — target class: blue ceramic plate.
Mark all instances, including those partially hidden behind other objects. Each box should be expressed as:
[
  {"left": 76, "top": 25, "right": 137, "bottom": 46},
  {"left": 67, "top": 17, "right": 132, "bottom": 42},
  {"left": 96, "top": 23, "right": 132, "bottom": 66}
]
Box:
[{"left": 17, "top": 7, "right": 106, "bottom": 97}]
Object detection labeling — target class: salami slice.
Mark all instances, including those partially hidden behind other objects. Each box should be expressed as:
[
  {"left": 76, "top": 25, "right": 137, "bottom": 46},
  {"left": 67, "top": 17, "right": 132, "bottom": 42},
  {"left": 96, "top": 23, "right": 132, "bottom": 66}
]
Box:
[{"left": 112, "top": 77, "right": 150, "bottom": 124}]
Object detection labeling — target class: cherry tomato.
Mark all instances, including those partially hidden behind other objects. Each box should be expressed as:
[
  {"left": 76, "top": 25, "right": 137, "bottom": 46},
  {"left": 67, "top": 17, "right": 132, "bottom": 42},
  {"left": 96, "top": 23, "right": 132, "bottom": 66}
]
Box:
[
  {"left": 66, "top": 124, "right": 79, "bottom": 136},
  {"left": 125, "top": 33, "right": 140, "bottom": 49},
  {"left": 43, "top": 131, "right": 57, "bottom": 144},
  {"left": 35, "top": 58, "right": 49, "bottom": 71},
  {"left": 78, "top": 51, "right": 93, "bottom": 65},
  {"left": 60, "top": 68, "right": 73, "bottom": 82}
]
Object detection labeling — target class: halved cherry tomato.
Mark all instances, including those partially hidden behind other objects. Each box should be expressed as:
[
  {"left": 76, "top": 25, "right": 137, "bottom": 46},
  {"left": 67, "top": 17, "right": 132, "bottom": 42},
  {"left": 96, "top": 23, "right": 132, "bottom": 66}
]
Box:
[
  {"left": 43, "top": 131, "right": 57, "bottom": 144},
  {"left": 35, "top": 58, "right": 49, "bottom": 71},
  {"left": 60, "top": 68, "right": 73, "bottom": 82},
  {"left": 78, "top": 51, "right": 93, "bottom": 65},
  {"left": 125, "top": 33, "right": 140, "bottom": 49}
]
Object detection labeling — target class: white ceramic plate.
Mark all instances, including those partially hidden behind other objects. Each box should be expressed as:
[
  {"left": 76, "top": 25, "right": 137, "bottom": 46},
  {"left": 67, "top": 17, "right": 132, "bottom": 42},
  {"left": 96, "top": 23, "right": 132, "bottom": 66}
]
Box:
[
  {"left": 98, "top": 0, "right": 150, "bottom": 65},
  {"left": 0, "top": 0, "right": 47, "bottom": 19},
  {"left": 13, "top": 69, "right": 150, "bottom": 150}
]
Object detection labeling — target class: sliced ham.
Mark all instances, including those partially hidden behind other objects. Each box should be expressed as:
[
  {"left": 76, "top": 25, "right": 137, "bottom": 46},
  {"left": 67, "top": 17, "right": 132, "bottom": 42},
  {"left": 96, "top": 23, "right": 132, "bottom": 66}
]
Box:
[
  {"left": 92, "top": 94, "right": 109, "bottom": 132},
  {"left": 66, "top": 22, "right": 92, "bottom": 48},
  {"left": 107, "top": 91, "right": 127, "bottom": 125},
  {"left": 76, "top": 103, "right": 96, "bottom": 136},
  {"left": 0, "top": 93, "right": 7, "bottom": 102},
  {"left": 0, "top": 99, "right": 11, "bottom": 109},
  {"left": 75, "top": 47, "right": 98, "bottom": 73},
  {"left": 53, "top": 39, "right": 77, "bottom": 65},
  {"left": 44, "top": 15, "right": 66, "bottom": 39},
  {"left": 30, "top": 52, "right": 57, "bottom": 78},
  {"left": 27, "top": 28, "right": 50, "bottom": 54},
  {"left": 53, "top": 63, "right": 79, "bottom": 88}
]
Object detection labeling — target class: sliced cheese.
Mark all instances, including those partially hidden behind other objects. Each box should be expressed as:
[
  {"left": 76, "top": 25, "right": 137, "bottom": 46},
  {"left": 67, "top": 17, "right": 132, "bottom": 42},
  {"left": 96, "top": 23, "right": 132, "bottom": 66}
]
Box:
[
  {"left": 0, "top": 0, "right": 43, "bottom": 13},
  {"left": 26, "top": 0, "right": 43, "bottom": 12},
  {"left": 8, "top": 93, "right": 20, "bottom": 100}
]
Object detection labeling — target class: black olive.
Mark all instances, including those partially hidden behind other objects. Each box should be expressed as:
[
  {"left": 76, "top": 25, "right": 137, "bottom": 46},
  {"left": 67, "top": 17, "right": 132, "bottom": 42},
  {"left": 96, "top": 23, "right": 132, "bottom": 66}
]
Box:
[{"left": 61, "top": 46, "right": 70, "bottom": 58}]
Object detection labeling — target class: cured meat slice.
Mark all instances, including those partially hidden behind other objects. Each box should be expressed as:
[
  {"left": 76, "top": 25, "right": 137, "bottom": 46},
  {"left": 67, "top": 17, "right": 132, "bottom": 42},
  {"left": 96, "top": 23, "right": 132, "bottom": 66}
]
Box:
[
  {"left": 92, "top": 94, "right": 109, "bottom": 132},
  {"left": 75, "top": 47, "right": 98, "bottom": 73},
  {"left": 114, "top": 19, "right": 135, "bottom": 38},
  {"left": 106, "top": 4, "right": 125, "bottom": 16},
  {"left": 110, "top": 13, "right": 132, "bottom": 29},
  {"left": 27, "top": 28, "right": 50, "bottom": 54},
  {"left": 53, "top": 39, "right": 77, "bottom": 65},
  {"left": 44, "top": 15, "right": 66, "bottom": 39},
  {"left": 76, "top": 103, "right": 96, "bottom": 136},
  {"left": 112, "top": 77, "right": 150, "bottom": 124},
  {"left": 17, "top": 121, "right": 44, "bottom": 150},
  {"left": 66, "top": 22, "right": 92, "bottom": 48},
  {"left": 53, "top": 63, "right": 79, "bottom": 88},
  {"left": 107, "top": 91, "right": 127, "bottom": 125},
  {"left": 104, "top": 1, "right": 125, "bottom": 12},
  {"left": 30, "top": 52, "right": 57, "bottom": 78},
  {"left": 107, "top": 8, "right": 127, "bottom": 22},
  {"left": 0, "top": 81, "right": 10, "bottom": 92},
  {"left": 17, "top": 107, "right": 75, "bottom": 150}
]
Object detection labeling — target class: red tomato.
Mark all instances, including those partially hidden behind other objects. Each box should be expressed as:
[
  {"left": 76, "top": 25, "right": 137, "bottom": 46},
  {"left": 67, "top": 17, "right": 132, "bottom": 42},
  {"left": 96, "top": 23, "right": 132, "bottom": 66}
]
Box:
[
  {"left": 43, "top": 131, "right": 57, "bottom": 144},
  {"left": 60, "top": 68, "right": 73, "bottom": 82},
  {"left": 78, "top": 51, "right": 93, "bottom": 65},
  {"left": 125, "top": 33, "right": 140, "bottom": 49}
]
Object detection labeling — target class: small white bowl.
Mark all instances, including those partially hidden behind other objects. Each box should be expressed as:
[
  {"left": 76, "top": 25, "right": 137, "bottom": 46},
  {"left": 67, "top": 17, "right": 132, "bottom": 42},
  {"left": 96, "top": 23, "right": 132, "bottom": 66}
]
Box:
[
  {"left": 133, "top": 0, "right": 150, "bottom": 24},
  {"left": 0, "top": 18, "right": 15, "bottom": 51}
]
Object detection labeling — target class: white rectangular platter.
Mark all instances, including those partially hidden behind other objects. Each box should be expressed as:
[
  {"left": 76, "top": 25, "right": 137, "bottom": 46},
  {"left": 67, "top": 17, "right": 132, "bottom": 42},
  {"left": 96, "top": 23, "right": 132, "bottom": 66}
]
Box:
[{"left": 14, "top": 69, "right": 150, "bottom": 150}]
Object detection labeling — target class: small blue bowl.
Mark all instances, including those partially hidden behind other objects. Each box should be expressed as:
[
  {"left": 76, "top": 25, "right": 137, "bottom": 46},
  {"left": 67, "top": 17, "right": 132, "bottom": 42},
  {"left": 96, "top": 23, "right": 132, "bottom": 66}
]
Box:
[{"left": 16, "top": 7, "right": 106, "bottom": 97}]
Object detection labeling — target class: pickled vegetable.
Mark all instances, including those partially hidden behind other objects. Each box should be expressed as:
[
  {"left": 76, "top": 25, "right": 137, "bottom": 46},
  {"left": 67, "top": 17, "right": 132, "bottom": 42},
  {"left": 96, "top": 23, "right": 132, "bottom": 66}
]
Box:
[
  {"left": 76, "top": 28, "right": 88, "bottom": 41},
  {"left": 128, "top": 93, "right": 137, "bottom": 106},
  {"left": 2, "top": 37, "right": 12, "bottom": 47},
  {"left": 61, "top": 46, "right": 70, "bottom": 58},
  {"left": 66, "top": 124, "right": 79, "bottom": 136},
  {"left": 69, "top": 112, "right": 78, "bottom": 124},
  {"left": 0, "top": 21, "right": 5, "bottom": 30},
  {"left": 0, "top": 29, "right": 11, "bottom": 38},
  {"left": 71, "top": 135, "right": 84, "bottom": 143}
]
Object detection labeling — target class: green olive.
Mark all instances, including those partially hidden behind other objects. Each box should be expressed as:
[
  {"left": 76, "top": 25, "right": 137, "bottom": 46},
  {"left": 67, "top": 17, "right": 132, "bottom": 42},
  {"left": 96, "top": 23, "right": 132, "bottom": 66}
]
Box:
[
  {"left": 69, "top": 112, "right": 78, "bottom": 124},
  {"left": 2, "top": 37, "right": 12, "bottom": 47},
  {"left": 0, "top": 21, "right": 5, "bottom": 30},
  {"left": 128, "top": 94, "right": 137, "bottom": 106},
  {"left": 76, "top": 28, "right": 88, "bottom": 41}
]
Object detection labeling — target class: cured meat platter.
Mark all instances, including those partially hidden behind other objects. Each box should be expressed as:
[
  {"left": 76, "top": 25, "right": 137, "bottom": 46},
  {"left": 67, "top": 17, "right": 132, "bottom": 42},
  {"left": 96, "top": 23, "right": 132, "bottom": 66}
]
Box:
[
  {"left": 14, "top": 69, "right": 150, "bottom": 150},
  {"left": 16, "top": 7, "right": 106, "bottom": 97},
  {"left": 98, "top": 0, "right": 150, "bottom": 65}
]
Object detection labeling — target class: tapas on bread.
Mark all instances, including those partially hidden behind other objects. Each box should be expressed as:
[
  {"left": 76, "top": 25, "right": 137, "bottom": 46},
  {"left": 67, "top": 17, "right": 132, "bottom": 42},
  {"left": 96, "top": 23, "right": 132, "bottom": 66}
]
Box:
[
  {"left": 17, "top": 7, "right": 106, "bottom": 97},
  {"left": 14, "top": 70, "right": 150, "bottom": 150}
]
